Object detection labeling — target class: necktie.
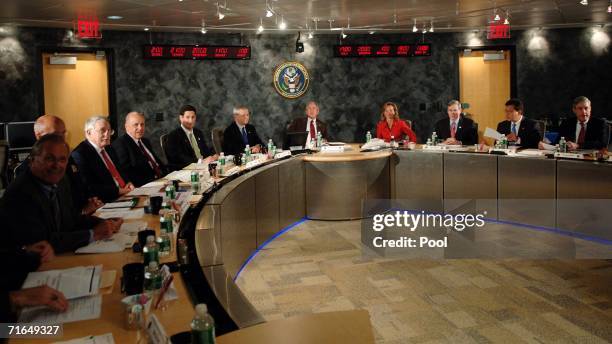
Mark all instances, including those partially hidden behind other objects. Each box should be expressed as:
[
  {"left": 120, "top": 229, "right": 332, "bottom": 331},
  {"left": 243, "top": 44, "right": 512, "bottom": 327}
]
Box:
[
  {"left": 138, "top": 140, "right": 161, "bottom": 178},
  {"left": 309, "top": 119, "right": 316, "bottom": 139},
  {"left": 189, "top": 132, "right": 203, "bottom": 160},
  {"left": 511, "top": 122, "right": 517, "bottom": 135},
  {"left": 49, "top": 186, "right": 61, "bottom": 231},
  {"left": 577, "top": 122, "right": 586, "bottom": 146},
  {"left": 241, "top": 127, "right": 249, "bottom": 145},
  {"left": 450, "top": 121, "right": 457, "bottom": 138},
  {"left": 101, "top": 149, "right": 127, "bottom": 188}
]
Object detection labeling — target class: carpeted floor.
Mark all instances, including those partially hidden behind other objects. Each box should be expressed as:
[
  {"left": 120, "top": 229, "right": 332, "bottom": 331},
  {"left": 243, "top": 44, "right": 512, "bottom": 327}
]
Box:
[{"left": 235, "top": 220, "right": 612, "bottom": 343}]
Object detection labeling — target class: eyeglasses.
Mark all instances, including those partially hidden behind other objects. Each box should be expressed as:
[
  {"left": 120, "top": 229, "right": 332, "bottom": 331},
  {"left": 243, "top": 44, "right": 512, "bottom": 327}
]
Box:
[{"left": 91, "top": 128, "right": 115, "bottom": 136}]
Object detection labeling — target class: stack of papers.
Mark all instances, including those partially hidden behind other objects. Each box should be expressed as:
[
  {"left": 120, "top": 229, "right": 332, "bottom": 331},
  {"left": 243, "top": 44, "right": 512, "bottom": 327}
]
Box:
[
  {"left": 97, "top": 208, "right": 145, "bottom": 220},
  {"left": 484, "top": 127, "right": 505, "bottom": 141},
  {"left": 127, "top": 186, "right": 164, "bottom": 197},
  {"left": 54, "top": 333, "right": 114, "bottom": 344},
  {"left": 98, "top": 200, "right": 135, "bottom": 211},
  {"left": 165, "top": 170, "right": 193, "bottom": 182},
  {"left": 19, "top": 266, "right": 104, "bottom": 324}
]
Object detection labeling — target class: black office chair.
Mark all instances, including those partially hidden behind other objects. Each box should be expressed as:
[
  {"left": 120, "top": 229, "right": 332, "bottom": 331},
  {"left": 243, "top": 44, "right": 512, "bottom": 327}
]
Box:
[
  {"left": 211, "top": 128, "right": 224, "bottom": 154},
  {"left": 159, "top": 133, "right": 169, "bottom": 162},
  {"left": 533, "top": 120, "right": 546, "bottom": 141}
]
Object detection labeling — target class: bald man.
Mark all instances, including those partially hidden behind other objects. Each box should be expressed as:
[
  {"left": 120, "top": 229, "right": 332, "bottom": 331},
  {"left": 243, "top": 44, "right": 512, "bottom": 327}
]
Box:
[
  {"left": 14, "top": 115, "right": 101, "bottom": 215},
  {"left": 112, "top": 112, "right": 166, "bottom": 187}
]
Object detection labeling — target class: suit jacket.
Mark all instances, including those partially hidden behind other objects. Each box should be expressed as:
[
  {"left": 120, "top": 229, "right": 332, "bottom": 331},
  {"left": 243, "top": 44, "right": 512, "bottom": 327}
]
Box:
[
  {"left": 14, "top": 155, "right": 89, "bottom": 211},
  {"left": 112, "top": 134, "right": 166, "bottom": 187},
  {"left": 0, "top": 248, "right": 41, "bottom": 322},
  {"left": 558, "top": 117, "right": 609, "bottom": 150},
  {"left": 434, "top": 116, "right": 478, "bottom": 145},
  {"left": 222, "top": 122, "right": 264, "bottom": 156},
  {"left": 0, "top": 170, "right": 100, "bottom": 253},
  {"left": 164, "top": 127, "right": 213, "bottom": 171},
  {"left": 71, "top": 140, "right": 128, "bottom": 202},
  {"left": 496, "top": 117, "right": 542, "bottom": 149},
  {"left": 286, "top": 117, "right": 330, "bottom": 141}
]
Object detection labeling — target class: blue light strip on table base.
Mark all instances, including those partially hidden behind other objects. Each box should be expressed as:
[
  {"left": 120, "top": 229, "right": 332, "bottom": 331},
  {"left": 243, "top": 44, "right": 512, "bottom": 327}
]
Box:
[{"left": 233, "top": 217, "right": 309, "bottom": 281}]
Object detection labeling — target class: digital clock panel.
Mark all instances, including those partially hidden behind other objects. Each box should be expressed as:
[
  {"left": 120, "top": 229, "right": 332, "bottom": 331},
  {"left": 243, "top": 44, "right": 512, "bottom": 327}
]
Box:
[
  {"left": 143, "top": 45, "right": 251, "bottom": 60},
  {"left": 333, "top": 44, "right": 431, "bottom": 57}
]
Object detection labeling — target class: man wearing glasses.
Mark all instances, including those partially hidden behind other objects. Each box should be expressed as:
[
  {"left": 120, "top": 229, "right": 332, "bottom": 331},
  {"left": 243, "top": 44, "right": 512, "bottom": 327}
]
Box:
[{"left": 72, "top": 116, "right": 134, "bottom": 202}]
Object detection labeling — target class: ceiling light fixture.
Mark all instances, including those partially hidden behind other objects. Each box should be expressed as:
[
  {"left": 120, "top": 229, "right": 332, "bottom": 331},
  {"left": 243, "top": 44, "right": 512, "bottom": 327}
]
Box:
[
  {"left": 279, "top": 16, "right": 286, "bottom": 30},
  {"left": 494, "top": 10, "right": 501, "bottom": 21},
  {"left": 341, "top": 29, "right": 347, "bottom": 39},
  {"left": 107, "top": 15, "right": 123, "bottom": 20},
  {"left": 608, "top": 0, "right": 611, "bottom": 12},
  {"left": 308, "top": 32, "right": 314, "bottom": 39},
  {"left": 369, "top": 31, "right": 375, "bottom": 34},
  {"left": 422, "top": 24, "right": 427, "bottom": 34},
  {"left": 265, "top": 0, "right": 274, "bottom": 17},
  {"left": 580, "top": 0, "right": 588, "bottom": 5},
  {"left": 201, "top": 19, "right": 207, "bottom": 34},
  {"left": 144, "top": 27, "right": 149, "bottom": 31},
  {"left": 258, "top": 18, "right": 264, "bottom": 33},
  {"left": 429, "top": 20, "right": 434, "bottom": 32},
  {"left": 217, "top": 2, "right": 225, "bottom": 20},
  {"left": 413, "top": 19, "right": 418, "bottom": 32}
]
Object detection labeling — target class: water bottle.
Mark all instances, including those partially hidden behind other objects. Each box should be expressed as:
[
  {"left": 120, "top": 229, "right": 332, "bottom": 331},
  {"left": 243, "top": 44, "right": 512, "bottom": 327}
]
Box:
[
  {"left": 244, "top": 145, "right": 251, "bottom": 163},
  {"left": 366, "top": 131, "right": 372, "bottom": 143},
  {"left": 390, "top": 135, "right": 398, "bottom": 148},
  {"left": 426, "top": 138, "right": 432, "bottom": 146},
  {"left": 191, "top": 171, "right": 200, "bottom": 194},
  {"left": 316, "top": 131, "right": 322, "bottom": 147},
  {"left": 143, "top": 235, "right": 159, "bottom": 266},
  {"left": 218, "top": 153, "right": 225, "bottom": 175},
  {"left": 158, "top": 232, "right": 171, "bottom": 257},
  {"left": 432, "top": 131, "right": 438, "bottom": 145},
  {"left": 143, "top": 261, "right": 162, "bottom": 292},
  {"left": 191, "top": 304, "right": 216, "bottom": 344},
  {"left": 267, "top": 139, "right": 273, "bottom": 158},
  {"left": 165, "top": 185, "right": 176, "bottom": 200},
  {"left": 559, "top": 136, "right": 567, "bottom": 153}
]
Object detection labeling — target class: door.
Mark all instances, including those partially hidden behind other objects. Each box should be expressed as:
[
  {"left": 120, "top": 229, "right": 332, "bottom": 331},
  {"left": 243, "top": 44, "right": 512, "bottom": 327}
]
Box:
[
  {"left": 42, "top": 52, "right": 109, "bottom": 148},
  {"left": 459, "top": 50, "right": 511, "bottom": 144}
]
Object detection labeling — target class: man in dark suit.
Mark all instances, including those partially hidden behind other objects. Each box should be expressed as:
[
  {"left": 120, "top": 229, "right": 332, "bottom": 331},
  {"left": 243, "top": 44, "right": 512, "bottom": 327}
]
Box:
[
  {"left": 14, "top": 115, "right": 102, "bottom": 215},
  {"left": 222, "top": 105, "right": 264, "bottom": 156},
  {"left": 434, "top": 100, "right": 478, "bottom": 146},
  {"left": 164, "top": 105, "right": 215, "bottom": 171},
  {"left": 558, "top": 96, "right": 609, "bottom": 150},
  {"left": 72, "top": 116, "right": 134, "bottom": 202},
  {"left": 0, "top": 134, "right": 120, "bottom": 253},
  {"left": 287, "top": 101, "right": 330, "bottom": 144},
  {"left": 496, "top": 98, "right": 541, "bottom": 149},
  {"left": 113, "top": 112, "right": 166, "bottom": 187}
]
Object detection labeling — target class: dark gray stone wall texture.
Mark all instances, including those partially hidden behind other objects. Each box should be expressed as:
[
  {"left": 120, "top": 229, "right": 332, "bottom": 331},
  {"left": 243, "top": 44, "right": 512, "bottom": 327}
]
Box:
[{"left": 0, "top": 26, "right": 610, "bottom": 159}]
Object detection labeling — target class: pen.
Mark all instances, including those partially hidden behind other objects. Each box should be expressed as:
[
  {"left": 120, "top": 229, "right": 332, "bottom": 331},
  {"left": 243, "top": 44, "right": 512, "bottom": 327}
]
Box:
[{"left": 154, "top": 274, "right": 174, "bottom": 309}]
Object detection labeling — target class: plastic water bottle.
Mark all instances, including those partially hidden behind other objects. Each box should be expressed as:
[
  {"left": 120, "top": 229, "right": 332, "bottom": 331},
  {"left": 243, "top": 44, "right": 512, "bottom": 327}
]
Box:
[
  {"left": 390, "top": 135, "right": 398, "bottom": 148},
  {"left": 244, "top": 145, "right": 251, "bottom": 163},
  {"left": 143, "top": 261, "right": 162, "bottom": 292},
  {"left": 559, "top": 136, "right": 567, "bottom": 153},
  {"left": 157, "top": 232, "right": 171, "bottom": 257},
  {"left": 267, "top": 139, "right": 273, "bottom": 158},
  {"left": 191, "top": 171, "right": 200, "bottom": 194},
  {"left": 316, "top": 131, "right": 322, "bottom": 147},
  {"left": 218, "top": 153, "right": 225, "bottom": 175},
  {"left": 431, "top": 131, "right": 438, "bottom": 145},
  {"left": 191, "top": 304, "right": 216, "bottom": 344},
  {"left": 143, "top": 235, "right": 159, "bottom": 266},
  {"left": 366, "top": 131, "right": 372, "bottom": 143},
  {"left": 165, "top": 185, "right": 176, "bottom": 200}
]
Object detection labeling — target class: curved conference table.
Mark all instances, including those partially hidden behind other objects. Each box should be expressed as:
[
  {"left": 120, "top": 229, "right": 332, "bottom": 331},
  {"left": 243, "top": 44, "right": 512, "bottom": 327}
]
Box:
[{"left": 11, "top": 145, "right": 611, "bottom": 343}]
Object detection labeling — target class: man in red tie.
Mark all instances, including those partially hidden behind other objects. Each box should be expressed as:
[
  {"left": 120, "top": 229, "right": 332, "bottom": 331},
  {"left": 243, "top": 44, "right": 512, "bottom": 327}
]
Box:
[
  {"left": 433, "top": 100, "right": 478, "bottom": 146},
  {"left": 113, "top": 112, "right": 166, "bottom": 187},
  {"left": 558, "top": 96, "right": 609, "bottom": 151},
  {"left": 286, "top": 101, "right": 330, "bottom": 146},
  {"left": 72, "top": 116, "right": 134, "bottom": 202}
]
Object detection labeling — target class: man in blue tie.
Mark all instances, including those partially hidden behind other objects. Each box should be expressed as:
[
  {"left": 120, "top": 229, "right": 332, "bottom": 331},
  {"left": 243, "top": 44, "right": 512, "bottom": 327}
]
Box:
[
  {"left": 222, "top": 106, "right": 264, "bottom": 156},
  {"left": 496, "top": 99, "right": 542, "bottom": 149}
]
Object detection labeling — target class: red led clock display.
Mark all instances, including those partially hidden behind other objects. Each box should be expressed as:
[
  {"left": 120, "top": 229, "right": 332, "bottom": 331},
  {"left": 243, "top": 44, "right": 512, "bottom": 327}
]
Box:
[
  {"left": 333, "top": 44, "right": 431, "bottom": 58},
  {"left": 143, "top": 45, "right": 251, "bottom": 60}
]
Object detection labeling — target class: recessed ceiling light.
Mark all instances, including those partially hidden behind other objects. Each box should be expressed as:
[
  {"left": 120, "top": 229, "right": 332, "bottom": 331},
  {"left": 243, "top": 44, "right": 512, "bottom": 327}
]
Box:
[
  {"left": 107, "top": 15, "right": 123, "bottom": 20},
  {"left": 144, "top": 27, "right": 150, "bottom": 31},
  {"left": 580, "top": 0, "right": 588, "bottom": 5}
]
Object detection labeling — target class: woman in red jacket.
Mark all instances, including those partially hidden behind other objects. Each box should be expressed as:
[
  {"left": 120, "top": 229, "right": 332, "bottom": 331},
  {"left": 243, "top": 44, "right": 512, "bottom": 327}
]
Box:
[{"left": 376, "top": 102, "right": 417, "bottom": 143}]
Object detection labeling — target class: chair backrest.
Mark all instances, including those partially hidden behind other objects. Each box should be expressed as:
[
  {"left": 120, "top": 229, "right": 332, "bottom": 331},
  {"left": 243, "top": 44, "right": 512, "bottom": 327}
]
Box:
[
  {"left": 159, "top": 133, "right": 169, "bottom": 161},
  {"left": 0, "top": 140, "right": 7, "bottom": 189},
  {"left": 533, "top": 120, "right": 546, "bottom": 140},
  {"left": 211, "top": 128, "right": 225, "bottom": 154}
]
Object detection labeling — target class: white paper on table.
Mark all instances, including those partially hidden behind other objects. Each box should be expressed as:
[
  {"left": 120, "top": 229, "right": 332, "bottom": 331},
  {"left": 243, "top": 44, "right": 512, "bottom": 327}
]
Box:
[
  {"left": 53, "top": 333, "right": 115, "bottom": 344},
  {"left": 326, "top": 142, "right": 346, "bottom": 146},
  {"left": 164, "top": 170, "right": 193, "bottom": 182},
  {"left": 75, "top": 233, "right": 134, "bottom": 254},
  {"left": 516, "top": 148, "right": 548, "bottom": 156},
  {"left": 22, "top": 266, "right": 102, "bottom": 300},
  {"left": 97, "top": 208, "right": 144, "bottom": 220},
  {"left": 160, "top": 265, "right": 178, "bottom": 301},
  {"left": 98, "top": 201, "right": 134, "bottom": 210},
  {"left": 119, "top": 221, "right": 147, "bottom": 234},
  {"left": 483, "top": 127, "right": 506, "bottom": 141},
  {"left": 19, "top": 295, "right": 102, "bottom": 324},
  {"left": 142, "top": 180, "right": 166, "bottom": 188},
  {"left": 540, "top": 142, "right": 556, "bottom": 151},
  {"left": 182, "top": 163, "right": 209, "bottom": 170},
  {"left": 127, "top": 186, "right": 164, "bottom": 197}
]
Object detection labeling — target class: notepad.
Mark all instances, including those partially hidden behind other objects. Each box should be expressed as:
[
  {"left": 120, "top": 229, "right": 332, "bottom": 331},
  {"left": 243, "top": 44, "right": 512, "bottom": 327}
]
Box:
[
  {"left": 22, "top": 265, "right": 102, "bottom": 300},
  {"left": 19, "top": 295, "right": 102, "bottom": 324}
]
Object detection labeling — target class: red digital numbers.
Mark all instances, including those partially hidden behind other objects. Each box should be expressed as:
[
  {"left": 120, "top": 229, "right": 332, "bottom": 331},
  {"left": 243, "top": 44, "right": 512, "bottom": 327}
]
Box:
[
  {"left": 214, "top": 48, "right": 229, "bottom": 58},
  {"left": 236, "top": 47, "right": 250, "bottom": 58},
  {"left": 170, "top": 47, "right": 186, "bottom": 57},
  {"left": 192, "top": 47, "right": 208, "bottom": 57},
  {"left": 144, "top": 45, "right": 250, "bottom": 60},
  {"left": 339, "top": 46, "right": 352, "bottom": 56},
  {"left": 396, "top": 45, "right": 410, "bottom": 55},
  {"left": 335, "top": 44, "right": 430, "bottom": 57},
  {"left": 149, "top": 46, "right": 163, "bottom": 57},
  {"left": 357, "top": 46, "right": 372, "bottom": 56},
  {"left": 414, "top": 45, "right": 430, "bottom": 56},
  {"left": 376, "top": 45, "right": 391, "bottom": 55}
]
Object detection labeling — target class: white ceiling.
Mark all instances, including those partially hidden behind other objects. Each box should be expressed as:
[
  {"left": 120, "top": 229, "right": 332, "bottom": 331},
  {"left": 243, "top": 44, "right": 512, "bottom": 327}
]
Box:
[{"left": 0, "top": 0, "right": 610, "bottom": 33}]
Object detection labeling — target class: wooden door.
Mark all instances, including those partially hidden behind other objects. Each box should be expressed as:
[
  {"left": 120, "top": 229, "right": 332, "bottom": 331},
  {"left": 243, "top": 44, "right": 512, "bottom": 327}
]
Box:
[
  {"left": 459, "top": 50, "right": 511, "bottom": 144},
  {"left": 42, "top": 52, "right": 109, "bottom": 148}
]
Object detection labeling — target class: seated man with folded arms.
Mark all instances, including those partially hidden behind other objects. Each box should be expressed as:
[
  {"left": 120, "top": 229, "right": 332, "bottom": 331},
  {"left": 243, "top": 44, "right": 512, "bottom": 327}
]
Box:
[
  {"left": 223, "top": 105, "right": 264, "bottom": 156},
  {"left": 0, "top": 134, "right": 122, "bottom": 253},
  {"left": 165, "top": 105, "right": 216, "bottom": 171},
  {"left": 434, "top": 100, "right": 478, "bottom": 145},
  {"left": 72, "top": 116, "right": 134, "bottom": 202},
  {"left": 113, "top": 111, "right": 167, "bottom": 187},
  {"left": 1, "top": 241, "right": 68, "bottom": 322},
  {"left": 287, "top": 101, "right": 330, "bottom": 143},
  {"left": 496, "top": 98, "right": 541, "bottom": 149},
  {"left": 557, "top": 96, "right": 608, "bottom": 150}
]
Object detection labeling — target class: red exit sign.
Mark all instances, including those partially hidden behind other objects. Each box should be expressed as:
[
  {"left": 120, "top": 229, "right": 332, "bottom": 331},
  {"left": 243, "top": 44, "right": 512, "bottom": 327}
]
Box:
[
  {"left": 487, "top": 16, "right": 511, "bottom": 40},
  {"left": 76, "top": 15, "right": 101, "bottom": 39}
]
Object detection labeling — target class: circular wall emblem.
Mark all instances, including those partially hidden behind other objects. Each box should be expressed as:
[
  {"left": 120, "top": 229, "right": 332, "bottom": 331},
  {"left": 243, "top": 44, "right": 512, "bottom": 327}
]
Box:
[{"left": 273, "top": 61, "right": 310, "bottom": 99}]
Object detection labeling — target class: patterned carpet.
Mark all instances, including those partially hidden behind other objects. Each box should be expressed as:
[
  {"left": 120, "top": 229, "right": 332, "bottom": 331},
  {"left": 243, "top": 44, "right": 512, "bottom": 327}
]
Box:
[{"left": 235, "top": 220, "right": 612, "bottom": 343}]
